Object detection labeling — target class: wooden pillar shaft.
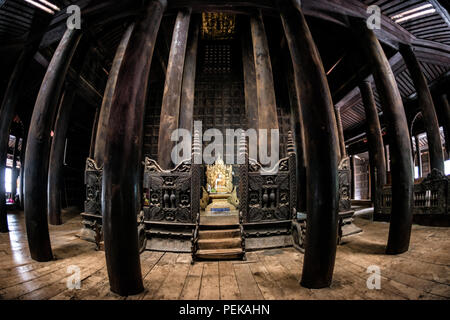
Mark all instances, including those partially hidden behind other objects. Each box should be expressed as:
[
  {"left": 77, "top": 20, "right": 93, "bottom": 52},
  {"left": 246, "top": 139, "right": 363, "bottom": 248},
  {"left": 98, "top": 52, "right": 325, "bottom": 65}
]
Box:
[
  {"left": 357, "top": 21, "right": 413, "bottom": 254},
  {"left": 242, "top": 19, "right": 258, "bottom": 131},
  {"left": 24, "top": 28, "right": 82, "bottom": 261},
  {"left": 158, "top": 9, "right": 191, "bottom": 169},
  {"left": 89, "top": 106, "right": 100, "bottom": 159},
  {"left": 350, "top": 155, "right": 356, "bottom": 199},
  {"left": 47, "top": 87, "right": 76, "bottom": 225},
  {"left": 415, "top": 135, "right": 422, "bottom": 177},
  {"left": 359, "top": 81, "right": 387, "bottom": 207},
  {"left": 0, "top": 49, "right": 35, "bottom": 232},
  {"left": 278, "top": 0, "right": 340, "bottom": 288},
  {"left": 250, "top": 11, "right": 279, "bottom": 153},
  {"left": 18, "top": 133, "right": 26, "bottom": 210},
  {"left": 284, "top": 56, "right": 307, "bottom": 212},
  {"left": 94, "top": 23, "right": 135, "bottom": 166},
  {"left": 11, "top": 136, "right": 20, "bottom": 198},
  {"left": 179, "top": 16, "right": 199, "bottom": 133},
  {"left": 334, "top": 106, "right": 346, "bottom": 159},
  {"left": 438, "top": 94, "right": 450, "bottom": 160},
  {"left": 0, "top": 15, "right": 50, "bottom": 232},
  {"left": 400, "top": 44, "right": 444, "bottom": 173},
  {"left": 102, "top": 0, "right": 165, "bottom": 296}
]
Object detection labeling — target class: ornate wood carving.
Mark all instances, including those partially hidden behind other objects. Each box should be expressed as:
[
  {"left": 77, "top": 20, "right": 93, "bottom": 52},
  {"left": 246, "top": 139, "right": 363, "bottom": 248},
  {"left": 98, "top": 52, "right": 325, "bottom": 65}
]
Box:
[
  {"left": 84, "top": 158, "right": 103, "bottom": 215},
  {"left": 143, "top": 157, "right": 193, "bottom": 223},
  {"left": 379, "top": 169, "right": 449, "bottom": 216},
  {"left": 338, "top": 157, "right": 352, "bottom": 212},
  {"left": 287, "top": 131, "right": 297, "bottom": 218}
]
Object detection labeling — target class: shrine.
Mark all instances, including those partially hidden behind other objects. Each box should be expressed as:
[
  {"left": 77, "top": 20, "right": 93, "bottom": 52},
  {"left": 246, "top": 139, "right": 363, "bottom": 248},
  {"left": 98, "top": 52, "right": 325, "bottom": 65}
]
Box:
[{"left": 0, "top": 0, "right": 449, "bottom": 301}]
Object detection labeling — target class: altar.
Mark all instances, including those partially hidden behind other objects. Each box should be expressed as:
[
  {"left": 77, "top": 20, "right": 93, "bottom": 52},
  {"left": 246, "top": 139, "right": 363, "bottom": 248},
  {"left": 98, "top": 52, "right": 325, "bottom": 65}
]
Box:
[{"left": 201, "top": 155, "right": 239, "bottom": 217}]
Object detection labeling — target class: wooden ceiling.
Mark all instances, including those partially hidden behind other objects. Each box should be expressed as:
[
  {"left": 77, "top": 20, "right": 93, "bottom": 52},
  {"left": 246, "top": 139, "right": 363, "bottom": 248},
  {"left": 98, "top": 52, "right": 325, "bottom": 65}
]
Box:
[
  {"left": 337, "top": 0, "right": 450, "bottom": 135},
  {"left": 1, "top": 0, "right": 449, "bottom": 142}
]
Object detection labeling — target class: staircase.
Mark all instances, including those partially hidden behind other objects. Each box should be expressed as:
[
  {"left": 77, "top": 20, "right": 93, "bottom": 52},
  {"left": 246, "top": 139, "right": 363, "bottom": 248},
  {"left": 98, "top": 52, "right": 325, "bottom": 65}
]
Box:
[{"left": 193, "top": 215, "right": 245, "bottom": 261}]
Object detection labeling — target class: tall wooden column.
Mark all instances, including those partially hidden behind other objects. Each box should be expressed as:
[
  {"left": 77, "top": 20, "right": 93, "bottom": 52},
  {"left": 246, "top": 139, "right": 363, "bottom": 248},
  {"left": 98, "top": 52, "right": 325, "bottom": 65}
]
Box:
[
  {"left": 0, "top": 50, "right": 35, "bottom": 232},
  {"left": 359, "top": 81, "right": 387, "bottom": 207},
  {"left": 400, "top": 44, "right": 444, "bottom": 173},
  {"left": 242, "top": 20, "right": 258, "bottom": 131},
  {"left": 250, "top": 11, "right": 279, "bottom": 153},
  {"left": 357, "top": 21, "right": 413, "bottom": 254},
  {"left": 158, "top": 9, "right": 191, "bottom": 169},
  {"left": 278, "top": 0, "right": 340, "bottom": 288},
  {"left": 47, "top": 86, "right": 76, "bottom": 225},
  {"left": 285, "top": 57, "right": 307, "bottom": 212},
  {"left": 179, "top": 16, "right": 199, "bottom": 133},
  {"left": 102, "top": 0, "right": 165, "bottom": 296},
  {"left": 89, "top": 106, "right": 100, "bottom": 158},
  {"left": 334, "top": 106, "right": 346, "bottom": 159},
  {"left": 438, "top": 94, "right": 450, "bottom": 160},
  {"left": 11, "top": 136, "right": 20, "bottom": 198},
  {"left": 350, "top": 155, "right": 356, "bottom": 199},
  {"left": 24, "top": 28, "right": 82, "bottom": 261},
  {"left": 18, "top": 133, "right": 26, "bottom": 209},
  {"left": 0, "top": 17, "right": 50, "bottom": 232},
  {"left": 94, "top": 24, "right": 135, "bottom": 166},
  {"left": 415, "top": 135, "right": 422, "bottom": 177}
]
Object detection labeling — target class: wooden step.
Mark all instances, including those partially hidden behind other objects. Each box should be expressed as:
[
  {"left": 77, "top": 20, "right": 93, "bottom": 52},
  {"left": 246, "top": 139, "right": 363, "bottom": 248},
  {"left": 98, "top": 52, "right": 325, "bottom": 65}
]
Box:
[
  {"left": 198, "top": 228, "right": 241, "bottom": 239},
  {"left": 196, "top": 248, "right": 244, "bottom": 260},
  {"left": 199, "top": 215, "right": 239, "bottom": 228},
  {"left": 198, "top": 237, "right": 241, "bottom": 250}
]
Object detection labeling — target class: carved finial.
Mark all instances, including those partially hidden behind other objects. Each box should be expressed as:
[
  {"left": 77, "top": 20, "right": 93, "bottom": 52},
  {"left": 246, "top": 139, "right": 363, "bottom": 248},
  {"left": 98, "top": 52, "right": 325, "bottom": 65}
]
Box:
[
  {"left": 192, "top": 129, "right": 201, "bottom": 164},
  {"left": 238, "top": 130, "right": 247, "bottom": 164},
  {"left": 287, "top": 131, "right": 295, "bottom": 155}
]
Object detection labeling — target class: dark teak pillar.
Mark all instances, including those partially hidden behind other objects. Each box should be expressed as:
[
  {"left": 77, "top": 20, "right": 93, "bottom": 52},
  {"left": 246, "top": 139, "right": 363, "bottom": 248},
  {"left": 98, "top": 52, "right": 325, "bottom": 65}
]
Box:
[
  {"left": 179, "top": 16, "right": 199, "bottom": 133},
  {"left": 285, "top": 57, "right": 307, "bottom": 212},
  {"left": 438, "top": 94, "right": 450, "bottom": 160},
  {"left": 415, "top": 135, "right": 422, "bottom": 177},
  {"left": 334, "top": 106, "right": 345, "bottom": 159},
  {"left": 0, "top": 50, "right": 35, "bottom": 233},
  {"left": 357, "top": 21, "right": 413, "bottom": 254},
  {"left": 250, "top": 11, "right": 279, "bottom": 153},
  {"left": 400, "top": 44, "right": 444, "bottom": 173},
  {"left": 242, "top": 20, "right": 258, "bottom": 131},
  {"left": 0, "top": 18, "right": 50, "bottom": 232},
  {"left": 359, "top": 81, "right": 386, "bottom": 207},
  {"left": 158, "top": 9, "right": 191, "bottom": 169},
  {"left": 278, "top": 0, "right": 340, "bottom": 288},
  {"left": 11, "top": 136, "right": 20, "bottom": 199},
  {"left": 94, "top": 23, "right": 135, "bottom": 166},
  {"left": 47, "top": 86, "right": 76, "bottom": 225},
  {"left": 102, "top": 0, "right": 166, "bottom": 296},
  {"left": 24, "top": 28, "right": 82, "bottom": 261},
  {"left": 18, "top": 133, "right": 27, "bottom": 209}
]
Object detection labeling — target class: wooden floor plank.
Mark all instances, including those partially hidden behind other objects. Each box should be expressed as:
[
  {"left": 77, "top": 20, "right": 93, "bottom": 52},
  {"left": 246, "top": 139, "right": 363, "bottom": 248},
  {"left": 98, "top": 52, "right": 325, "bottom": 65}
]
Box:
[
  {"left": 179, "top": 263, "right": 203, "bottom": 300},
  {"left": 218, "top": 261, "right": 241, "bottom": 300},
  {"left": 0, "top": 211, "right": 449, "bottom": 300},
  {"left": 199, "top": 262, "right": 220, "bottom": 300}
]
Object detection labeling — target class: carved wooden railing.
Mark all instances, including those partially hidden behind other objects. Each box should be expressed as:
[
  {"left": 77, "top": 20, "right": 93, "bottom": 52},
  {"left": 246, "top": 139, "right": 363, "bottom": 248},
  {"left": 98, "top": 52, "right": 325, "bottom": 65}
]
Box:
[
  {"left": 238, "top": 131, "right": 296, "bottom": 249},
  {"left": 142, "top": 131, "right": 202, "bottom": 253},
  {"left": 291, "top": 155, "right": 361, "bottom": 248},
  {"left": 80, "top": 158, "right": 103, "bottom": 243},
  {"left": 143, "top": 158, "right": 193, "bottom": 223},
  {"left": 82, "top": 157, "right": 145, "bottom": 252},
  {"left": 378, "top": 169, "right": 449, "bottom": 218},
  {"left": 239, "top": 210, "right": 246, "bottom": 259}
]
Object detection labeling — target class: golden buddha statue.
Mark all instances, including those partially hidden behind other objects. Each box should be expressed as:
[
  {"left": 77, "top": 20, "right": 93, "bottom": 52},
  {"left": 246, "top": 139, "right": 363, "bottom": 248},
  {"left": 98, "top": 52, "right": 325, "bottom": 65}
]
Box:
[
  {"left": 206, "top": 155, "right": 233, "bottom": 193},
  {"left": 203, "top": 155, "right": 238, "bottom": 214}
]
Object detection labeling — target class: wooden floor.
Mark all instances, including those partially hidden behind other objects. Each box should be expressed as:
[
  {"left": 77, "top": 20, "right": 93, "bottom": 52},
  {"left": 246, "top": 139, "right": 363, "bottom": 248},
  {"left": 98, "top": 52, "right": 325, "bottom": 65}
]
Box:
[{"left": 0, "top": 209, "right": 449, "bottom": 300}]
